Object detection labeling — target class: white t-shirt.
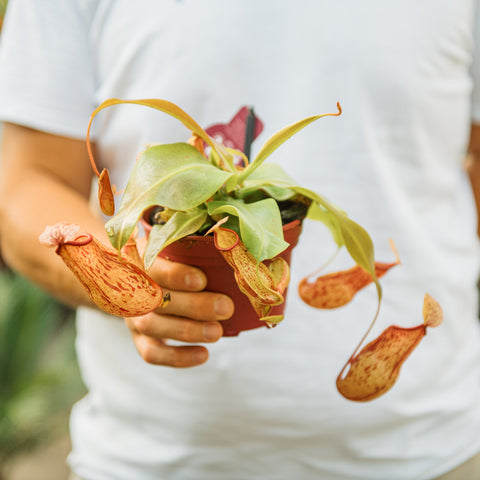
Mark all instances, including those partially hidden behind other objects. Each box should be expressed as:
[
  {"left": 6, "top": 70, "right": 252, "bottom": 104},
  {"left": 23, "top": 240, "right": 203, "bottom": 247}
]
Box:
[{"left": 2, "top": 1, "right": 480, "bottom": 479}]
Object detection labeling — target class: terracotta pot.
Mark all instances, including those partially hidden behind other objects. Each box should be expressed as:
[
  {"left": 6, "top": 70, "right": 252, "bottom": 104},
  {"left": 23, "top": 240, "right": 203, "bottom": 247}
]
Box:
[{"left": 142, "top": 219, "right": 302, "bottom": 336}]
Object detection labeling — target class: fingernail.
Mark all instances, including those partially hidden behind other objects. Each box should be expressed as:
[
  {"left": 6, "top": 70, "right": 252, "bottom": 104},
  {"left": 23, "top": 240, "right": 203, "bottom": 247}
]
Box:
[
  {"left": 214, "top": 296, "right": 233, "bottom": 319},
  {"left": 185, "top": 272, "right": 205, "bottom": 290},
  {"left": 204, "top": 322, "right": 222, "bottom": 341}
]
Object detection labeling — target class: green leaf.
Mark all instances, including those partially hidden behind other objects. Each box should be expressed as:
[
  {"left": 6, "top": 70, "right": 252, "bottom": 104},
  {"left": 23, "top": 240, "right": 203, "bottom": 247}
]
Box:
[
  {"left": 144, "top": 207, "right": 208, "bottom": 269},
  {"left": 225, "top": 173, "right": 240, "bottom": 193},
  {"left": 291, "top": 186, "right": 380, "bottom": 295},
  {"left": 0, "top": 0, "right": 8, "bottom": 19},
  {"left": 307, "top": 202, "right": 344, "bottom": 247},
  {"left": 239, "top": 164, "right": 379, "bottom": 298},
  {"left": 336, "top": 215, "right": 382, "bottom": 301},
  {"left": 105, "top": 143, "right": 232, "bottom": 250},
  {"left": 89, "top": 98, "right": 210, "bottom": 151},
  {"left": 86, "top": 98, "right": 235, "bottom": 176},
  {"left": 238, "top": 104, "right": 341, "bottom": 183},
  {"left": 208, "top": 198, "right": 288, "bottom": 262},
  {"left": 239, "top": 163, "right": 297, "bottom": 200}
]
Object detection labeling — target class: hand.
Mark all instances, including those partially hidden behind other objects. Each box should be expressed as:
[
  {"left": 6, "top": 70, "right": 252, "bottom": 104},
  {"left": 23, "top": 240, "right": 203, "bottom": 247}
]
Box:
[{"left": 124, "top": 255, "right": 234, "bottom": 368}]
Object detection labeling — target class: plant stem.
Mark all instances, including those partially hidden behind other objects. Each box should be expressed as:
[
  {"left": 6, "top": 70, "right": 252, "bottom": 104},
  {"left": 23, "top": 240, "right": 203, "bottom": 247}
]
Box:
[{"left": 243, "top": 107, "right": 256, "bottom": 161}]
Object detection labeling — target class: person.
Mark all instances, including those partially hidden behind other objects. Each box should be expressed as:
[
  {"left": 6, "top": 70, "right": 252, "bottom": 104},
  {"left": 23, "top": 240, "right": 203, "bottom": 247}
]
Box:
[{"left": 1, "top": 1, "right": 480, "bottom": 479}]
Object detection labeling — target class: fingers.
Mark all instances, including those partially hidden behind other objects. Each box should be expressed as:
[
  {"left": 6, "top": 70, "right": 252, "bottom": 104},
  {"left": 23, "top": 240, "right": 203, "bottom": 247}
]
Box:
[
  {"left": 125, "top": 312, "right": 225, "bottom": 367},
  {"left": 130, "top": 312, "right": 224, "bottom": 343},
  {"left": 134, "top": 335, "right": 210, "bottom": 368},
  {"left": 159, "top": 290, "right": 234, "bottom": 321},
  {"left": 125, "top": 281, "right": 234, "bottom": 368},
  {"left": 137, "top": 238, "right": 207, "bottom": 292},
  {"left": 126, "top": 239, "right": 236, "bottom": 368}
]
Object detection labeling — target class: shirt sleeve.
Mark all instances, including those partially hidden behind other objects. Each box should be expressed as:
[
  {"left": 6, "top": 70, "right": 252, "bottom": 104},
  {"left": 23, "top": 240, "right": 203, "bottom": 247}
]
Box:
[{"left": 0, "top": 0, "right": 96, "bottom": 139}]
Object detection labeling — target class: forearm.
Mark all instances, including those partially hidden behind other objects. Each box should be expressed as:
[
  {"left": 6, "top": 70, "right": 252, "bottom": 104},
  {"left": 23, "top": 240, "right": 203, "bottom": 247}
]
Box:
[
  {"left": 466, "top": 153, "right": 480, "bottom": 237},
  {"left": 467, "top": 124, "right": 480, "bottom": 238},
  {"left": 0, "top": 123, "right": 107, "bottom": 308},
  {"left": 0, "top": 168, "right": 108, "bottom": 308}
]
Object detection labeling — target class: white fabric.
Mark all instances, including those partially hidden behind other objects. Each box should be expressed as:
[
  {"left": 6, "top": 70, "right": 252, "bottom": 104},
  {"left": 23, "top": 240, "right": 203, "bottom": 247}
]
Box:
[{"left": 2, "top": 1, "right": 480, "bottom": 479}]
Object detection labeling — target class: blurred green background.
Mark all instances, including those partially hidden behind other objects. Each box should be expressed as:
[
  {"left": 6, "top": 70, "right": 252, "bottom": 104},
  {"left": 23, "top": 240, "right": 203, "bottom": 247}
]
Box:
[
  {"left": 0, "top": 0, "right": 6, "bottom": 30},
  {"left": 0, "top": 266, "right": 86, "bottom": 480}
]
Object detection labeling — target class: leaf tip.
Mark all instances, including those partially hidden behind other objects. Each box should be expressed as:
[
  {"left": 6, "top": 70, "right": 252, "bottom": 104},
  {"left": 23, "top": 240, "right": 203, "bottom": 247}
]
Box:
[{"left": 336, "top": 102, "right": 342, "bottom": 115}]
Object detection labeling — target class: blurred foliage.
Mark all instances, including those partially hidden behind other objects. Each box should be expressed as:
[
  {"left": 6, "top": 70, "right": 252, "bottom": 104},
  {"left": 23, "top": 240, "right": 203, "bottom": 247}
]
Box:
[
  {"left": 0, "top": 0, "right": 7, "bottom": 31},
  {"left": 0, "top": 268, "right": 86, "bottom": 477},
  {"left": 0, "top": 0, "right": 7, "bottom": 16}
]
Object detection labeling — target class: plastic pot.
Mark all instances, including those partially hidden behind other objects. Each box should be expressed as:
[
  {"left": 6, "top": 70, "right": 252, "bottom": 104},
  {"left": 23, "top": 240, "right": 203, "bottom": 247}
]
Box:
[{"left": 142, "top": 219, "right": 302, "bottom": 336}]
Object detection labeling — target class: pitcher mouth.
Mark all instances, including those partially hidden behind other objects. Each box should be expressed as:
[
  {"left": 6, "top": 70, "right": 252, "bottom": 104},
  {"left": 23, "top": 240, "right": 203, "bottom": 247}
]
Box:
[{"left": 63, "top": 233, "right": 93, "bottom": 246}]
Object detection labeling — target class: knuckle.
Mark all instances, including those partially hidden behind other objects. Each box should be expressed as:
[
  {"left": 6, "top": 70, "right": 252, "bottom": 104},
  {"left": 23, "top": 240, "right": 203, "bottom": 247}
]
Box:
[
  {"left": 132, "top": 314, "right": 153, "bottom": 335},
  {"left": 149, "top": 258, "right": 172, "bottom": 285},
  {"left": 161, "top": 265, "right": 176, "bottom": 288},
  {"left": 138, "top": 341, "right": 159, "bottom": 365},
  {"left": 152, "top": 257, "right": 190, "bottom": 289},
  {"left": 176, "top": 320, "right": 198, "bottom": 341}
]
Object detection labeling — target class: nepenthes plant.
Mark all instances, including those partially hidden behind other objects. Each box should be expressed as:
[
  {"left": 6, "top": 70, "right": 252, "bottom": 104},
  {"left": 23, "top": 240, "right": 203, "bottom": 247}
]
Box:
[{"left": 39, "top": 98, "right": 443, "bottom": 401}]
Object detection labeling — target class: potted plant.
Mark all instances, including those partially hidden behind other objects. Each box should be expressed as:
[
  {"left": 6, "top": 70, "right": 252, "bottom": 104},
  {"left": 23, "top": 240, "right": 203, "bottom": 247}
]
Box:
[
  {"left": 39, "top": 98, "right": 443, "bottom": 401},
  {"left": 89, "top": 99, "right": 380, "bottom": 326}
]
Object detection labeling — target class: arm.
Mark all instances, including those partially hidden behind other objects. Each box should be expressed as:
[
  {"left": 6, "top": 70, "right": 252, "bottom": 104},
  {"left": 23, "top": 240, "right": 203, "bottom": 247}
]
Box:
[
  {"left": 0, "top": 122, "right": 103, "bottom": 306},
  {"left": 467, "top": 123, "right": 480, "bottom": 237},
  {"left": 0, "top": 123, "right": 233, "bottom": 366}
]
